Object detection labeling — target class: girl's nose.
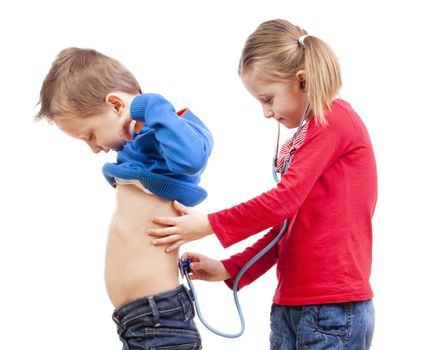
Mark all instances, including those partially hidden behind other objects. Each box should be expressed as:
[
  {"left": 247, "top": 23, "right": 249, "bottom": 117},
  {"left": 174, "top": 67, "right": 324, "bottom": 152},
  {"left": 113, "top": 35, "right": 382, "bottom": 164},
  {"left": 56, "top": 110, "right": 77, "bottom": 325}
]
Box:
[{"left": 263, "top": 107, "right": 274, "bottom": 119}]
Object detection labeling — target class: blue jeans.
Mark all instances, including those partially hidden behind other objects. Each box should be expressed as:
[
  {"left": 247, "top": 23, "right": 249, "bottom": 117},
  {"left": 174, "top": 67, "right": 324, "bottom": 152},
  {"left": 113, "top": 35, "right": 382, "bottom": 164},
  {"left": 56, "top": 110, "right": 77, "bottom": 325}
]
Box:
[
  {"left": 270, "top": 300, "right": 375, "bottom": 350},
  {"left": 112, "top": 285, "right": 202, "bottom": 350}
]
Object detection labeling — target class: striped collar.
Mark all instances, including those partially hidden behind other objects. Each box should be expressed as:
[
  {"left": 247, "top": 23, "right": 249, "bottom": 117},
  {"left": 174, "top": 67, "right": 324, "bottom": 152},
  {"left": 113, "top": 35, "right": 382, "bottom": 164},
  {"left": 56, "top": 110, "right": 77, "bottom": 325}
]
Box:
[{"left": 276, "top": 120, "right": 309, "bottom": 173}]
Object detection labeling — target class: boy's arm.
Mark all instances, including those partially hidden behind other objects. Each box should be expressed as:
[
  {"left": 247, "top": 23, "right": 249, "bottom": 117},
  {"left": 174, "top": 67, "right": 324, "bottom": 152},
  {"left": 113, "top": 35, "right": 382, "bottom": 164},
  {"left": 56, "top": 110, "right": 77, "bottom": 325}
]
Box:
[
  {"left": 130, "top": 93, "right": 213, "bottom": 175},
  {"left": 221, "top": 223, "right": 282, "bottom": 291}
]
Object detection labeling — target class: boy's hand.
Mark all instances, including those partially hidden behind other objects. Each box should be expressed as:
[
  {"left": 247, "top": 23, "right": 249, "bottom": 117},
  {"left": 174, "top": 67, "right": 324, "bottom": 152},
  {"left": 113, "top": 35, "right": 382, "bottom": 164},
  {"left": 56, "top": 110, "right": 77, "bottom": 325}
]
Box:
[
  {"left": 182, "top": 252, "right": 231, "bottom": 281},
  {"left": 147, "top": 201, "right": 213, "bottom": 253},
  {"left": 119, "top": 114, "right": 144, "bottom": 141}
]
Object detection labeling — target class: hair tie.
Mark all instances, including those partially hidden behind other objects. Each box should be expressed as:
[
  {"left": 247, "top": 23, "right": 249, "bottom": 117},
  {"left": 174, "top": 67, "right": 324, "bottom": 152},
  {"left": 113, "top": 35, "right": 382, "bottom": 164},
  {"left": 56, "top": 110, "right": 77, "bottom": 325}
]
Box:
[{"left": 298, "top": 35, "right": 309, "bottom": 48}]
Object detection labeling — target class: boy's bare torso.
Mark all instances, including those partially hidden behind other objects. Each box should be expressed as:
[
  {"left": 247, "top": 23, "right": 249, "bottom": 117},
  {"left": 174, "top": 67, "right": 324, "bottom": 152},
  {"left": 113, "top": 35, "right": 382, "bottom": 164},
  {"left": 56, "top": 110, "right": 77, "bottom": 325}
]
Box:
[{"left": 105, "top": 184, "right": 180, "bottom": 308}]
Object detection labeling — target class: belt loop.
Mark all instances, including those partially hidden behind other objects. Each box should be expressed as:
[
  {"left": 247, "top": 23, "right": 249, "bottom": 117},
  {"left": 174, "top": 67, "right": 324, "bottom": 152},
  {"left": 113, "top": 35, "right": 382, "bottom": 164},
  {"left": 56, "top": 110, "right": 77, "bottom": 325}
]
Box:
[
  {"left": 179, "top": 286, "right": 195, "bottom": 323},
  {"left": 183, "top": 284, "right": 194, "bottom": 301},
  {"left": 148, "top": 296, "right": 161, "bottom": 327},
  {"left": 112, "top": 311, "right": 125, "bottom": 334}
]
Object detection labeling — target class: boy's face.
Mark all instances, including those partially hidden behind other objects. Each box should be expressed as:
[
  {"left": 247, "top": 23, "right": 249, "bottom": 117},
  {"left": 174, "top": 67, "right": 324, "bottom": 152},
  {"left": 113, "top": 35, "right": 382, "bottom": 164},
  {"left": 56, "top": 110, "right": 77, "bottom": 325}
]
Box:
[{"left": 54, "top": 107, "right": 127, "bottom": 153}]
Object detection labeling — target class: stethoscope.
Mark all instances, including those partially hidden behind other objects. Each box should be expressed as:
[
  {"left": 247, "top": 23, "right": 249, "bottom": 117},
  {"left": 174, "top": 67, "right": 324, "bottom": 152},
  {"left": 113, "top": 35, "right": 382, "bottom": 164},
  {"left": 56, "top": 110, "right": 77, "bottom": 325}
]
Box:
[{"left": 180, "top": 103, "right": 310, "bottom": 338}]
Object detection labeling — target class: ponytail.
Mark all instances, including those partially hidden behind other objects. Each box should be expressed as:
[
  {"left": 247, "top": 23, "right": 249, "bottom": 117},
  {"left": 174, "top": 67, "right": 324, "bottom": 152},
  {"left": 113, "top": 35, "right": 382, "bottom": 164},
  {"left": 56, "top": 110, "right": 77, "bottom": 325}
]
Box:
[{"left": 302, "top": 36, "right": 342, "bottom": 124}]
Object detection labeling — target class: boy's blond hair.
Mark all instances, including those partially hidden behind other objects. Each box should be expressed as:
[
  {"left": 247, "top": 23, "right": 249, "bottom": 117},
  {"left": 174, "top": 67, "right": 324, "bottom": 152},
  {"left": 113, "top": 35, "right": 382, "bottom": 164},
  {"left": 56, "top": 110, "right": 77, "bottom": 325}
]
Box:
[
  {"left": 238, "top": 19, "right": 342, "bottom": 124},
  {"left": 35, "top": 47, "right": 141, "bottom": 121}
]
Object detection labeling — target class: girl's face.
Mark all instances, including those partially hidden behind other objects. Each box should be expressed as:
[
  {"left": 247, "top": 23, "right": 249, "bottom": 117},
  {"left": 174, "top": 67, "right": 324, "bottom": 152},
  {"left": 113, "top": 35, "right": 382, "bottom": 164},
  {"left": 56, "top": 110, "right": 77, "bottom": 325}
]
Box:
[{"left": 241, "top": 70, "right": 309, "bottom": 129}]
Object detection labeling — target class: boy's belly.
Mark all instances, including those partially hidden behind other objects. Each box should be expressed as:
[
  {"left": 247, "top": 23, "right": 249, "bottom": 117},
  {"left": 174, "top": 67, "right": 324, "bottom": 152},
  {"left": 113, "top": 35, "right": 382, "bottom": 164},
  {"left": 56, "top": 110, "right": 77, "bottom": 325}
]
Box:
[{"left": 105, "top": 184, "right": 180, "bottom": 308}]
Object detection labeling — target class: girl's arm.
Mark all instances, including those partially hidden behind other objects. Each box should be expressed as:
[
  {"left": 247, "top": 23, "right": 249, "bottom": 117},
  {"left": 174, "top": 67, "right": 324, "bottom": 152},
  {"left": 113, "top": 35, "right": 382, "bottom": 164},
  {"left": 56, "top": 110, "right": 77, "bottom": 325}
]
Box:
[
  {"left": 181, "top": 224, "right": 281, "bottom": 289},
  {"left": 208, "top": 113, "right": 353, "bottom": 248},
  {"left": 221, "top": 224, "right": 281, "bottom": 290}
]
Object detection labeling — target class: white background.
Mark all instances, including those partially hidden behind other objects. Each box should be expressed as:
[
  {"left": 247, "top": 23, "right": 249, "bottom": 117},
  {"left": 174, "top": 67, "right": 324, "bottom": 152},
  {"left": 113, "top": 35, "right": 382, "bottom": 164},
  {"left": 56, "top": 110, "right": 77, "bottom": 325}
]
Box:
[{"left": 1, "top": 1, "right": 440, "bottom": 349}]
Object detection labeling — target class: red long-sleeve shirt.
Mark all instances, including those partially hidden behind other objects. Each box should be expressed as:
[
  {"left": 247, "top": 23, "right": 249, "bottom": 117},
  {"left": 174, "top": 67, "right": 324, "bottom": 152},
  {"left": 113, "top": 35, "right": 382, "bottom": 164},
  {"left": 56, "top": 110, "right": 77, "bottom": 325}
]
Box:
[{"left": 208, "top": 99, "right": 377, "bottom": 305}]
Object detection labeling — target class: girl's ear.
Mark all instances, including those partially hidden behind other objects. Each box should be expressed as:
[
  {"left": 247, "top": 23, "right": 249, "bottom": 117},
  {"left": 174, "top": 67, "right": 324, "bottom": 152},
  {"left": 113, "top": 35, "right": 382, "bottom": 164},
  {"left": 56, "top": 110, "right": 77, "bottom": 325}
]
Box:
[{"left": 296, "top": 69, "right": 306, "bottom": 89}]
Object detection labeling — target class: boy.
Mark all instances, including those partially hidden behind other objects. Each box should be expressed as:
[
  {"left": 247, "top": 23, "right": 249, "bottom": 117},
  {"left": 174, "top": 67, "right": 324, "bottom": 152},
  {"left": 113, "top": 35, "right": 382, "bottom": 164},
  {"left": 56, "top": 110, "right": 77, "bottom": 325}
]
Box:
[{"left": 35, "top": 47, "right": 212, "bottom": 349}]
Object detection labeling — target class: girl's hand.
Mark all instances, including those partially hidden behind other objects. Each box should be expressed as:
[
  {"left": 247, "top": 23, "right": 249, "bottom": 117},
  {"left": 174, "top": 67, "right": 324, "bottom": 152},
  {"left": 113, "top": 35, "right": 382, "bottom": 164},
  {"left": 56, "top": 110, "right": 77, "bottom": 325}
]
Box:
[
  {"left": 147, "top": 201, "right": 213, "bottom": 253},
  {"left": 182, "top": 252, "right": 231, "bottom": 281},
  {"left": 119, "top": 114, "right": 143, "bottom": 141}
]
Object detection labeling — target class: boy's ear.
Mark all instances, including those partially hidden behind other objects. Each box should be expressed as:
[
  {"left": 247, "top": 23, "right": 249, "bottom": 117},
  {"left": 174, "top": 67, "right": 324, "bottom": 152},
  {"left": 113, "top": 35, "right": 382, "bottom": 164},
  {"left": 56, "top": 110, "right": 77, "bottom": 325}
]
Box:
[{"left": 105, "top": 93, "right": 125, "bottom": 115}]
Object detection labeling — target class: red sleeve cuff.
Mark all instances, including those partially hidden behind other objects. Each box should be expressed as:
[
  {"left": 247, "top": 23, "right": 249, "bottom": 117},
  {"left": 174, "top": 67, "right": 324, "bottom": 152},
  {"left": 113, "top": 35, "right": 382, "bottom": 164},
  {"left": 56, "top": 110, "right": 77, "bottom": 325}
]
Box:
[
  {"left": 208, "top": 213, "right": 234, "bottom": 248},
  {"left": 221, "top": 258, "right": 249, "bottom": 291}
]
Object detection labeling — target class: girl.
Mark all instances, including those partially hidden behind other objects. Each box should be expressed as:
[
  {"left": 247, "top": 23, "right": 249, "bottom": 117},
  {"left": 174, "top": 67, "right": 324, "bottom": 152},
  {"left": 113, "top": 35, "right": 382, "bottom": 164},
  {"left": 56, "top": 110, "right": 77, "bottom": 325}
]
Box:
[{"left": 148, "top": 19, "right": 377, "bottom": 349}]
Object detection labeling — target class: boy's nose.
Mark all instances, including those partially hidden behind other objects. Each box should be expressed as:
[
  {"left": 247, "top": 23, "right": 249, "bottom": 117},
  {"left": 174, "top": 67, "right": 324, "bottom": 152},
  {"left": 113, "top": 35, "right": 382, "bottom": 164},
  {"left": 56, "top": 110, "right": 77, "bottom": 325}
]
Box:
[{"left": 88, "top": 143, "right": 101, "bottom": 154}]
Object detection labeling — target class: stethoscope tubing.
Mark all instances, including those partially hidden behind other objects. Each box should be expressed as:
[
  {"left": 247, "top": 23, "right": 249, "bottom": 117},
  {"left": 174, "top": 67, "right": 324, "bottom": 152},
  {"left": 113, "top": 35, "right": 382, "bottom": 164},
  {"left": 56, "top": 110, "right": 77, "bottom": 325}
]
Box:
[{"left": 184, "top": 103, "right": 309, "bottom": 338}]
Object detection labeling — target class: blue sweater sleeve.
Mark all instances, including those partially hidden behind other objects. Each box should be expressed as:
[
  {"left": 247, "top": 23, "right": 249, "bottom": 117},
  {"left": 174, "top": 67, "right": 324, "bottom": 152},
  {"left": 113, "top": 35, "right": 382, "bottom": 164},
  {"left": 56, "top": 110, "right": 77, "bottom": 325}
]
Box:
[{"left": 130, "top": 93, "right": 213, "bottom": 175}]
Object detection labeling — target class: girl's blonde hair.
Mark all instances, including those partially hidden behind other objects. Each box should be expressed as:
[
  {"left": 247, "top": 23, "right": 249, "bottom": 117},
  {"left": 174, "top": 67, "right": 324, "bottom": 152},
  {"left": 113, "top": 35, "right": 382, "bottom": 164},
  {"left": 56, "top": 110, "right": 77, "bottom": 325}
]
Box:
[
  {"left": 35, "top": 47, "right": 142, "bottom": 121},
  {"left": 238, "top": 19, "right": 342, "bottom": 124}
]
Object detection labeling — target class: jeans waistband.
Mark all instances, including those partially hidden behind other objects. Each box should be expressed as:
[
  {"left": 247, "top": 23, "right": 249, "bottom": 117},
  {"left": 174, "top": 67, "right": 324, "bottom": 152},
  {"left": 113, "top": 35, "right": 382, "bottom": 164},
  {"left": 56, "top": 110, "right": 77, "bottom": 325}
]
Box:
[{"left": 112, "top": 285, "right": 193, "bottom": 329}]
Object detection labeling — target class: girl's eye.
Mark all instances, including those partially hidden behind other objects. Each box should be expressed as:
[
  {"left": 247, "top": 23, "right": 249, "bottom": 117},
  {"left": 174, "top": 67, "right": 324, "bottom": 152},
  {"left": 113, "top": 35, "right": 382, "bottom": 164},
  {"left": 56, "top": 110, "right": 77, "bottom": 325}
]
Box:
[
  {"left": 260, "top": 95, "right": 272, "bottom": 103},
  {"left": 264, "top": 97, "right": 273, "bottom": 104}
]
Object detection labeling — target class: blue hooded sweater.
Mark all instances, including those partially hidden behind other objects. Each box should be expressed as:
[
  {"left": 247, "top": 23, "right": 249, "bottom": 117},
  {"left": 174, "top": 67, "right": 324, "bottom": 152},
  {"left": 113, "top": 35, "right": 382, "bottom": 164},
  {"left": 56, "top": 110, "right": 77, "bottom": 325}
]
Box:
[{"left": 102, "top": 93, "right": 213, "bottom": 207}]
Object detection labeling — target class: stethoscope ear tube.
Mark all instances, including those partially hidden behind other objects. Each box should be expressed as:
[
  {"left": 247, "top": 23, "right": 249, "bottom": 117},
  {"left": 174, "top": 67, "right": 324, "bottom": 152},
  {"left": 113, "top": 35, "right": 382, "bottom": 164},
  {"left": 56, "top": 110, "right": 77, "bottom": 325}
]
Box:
[{"left": 272, "top": 123, "right": 282, "bottom": 183}]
